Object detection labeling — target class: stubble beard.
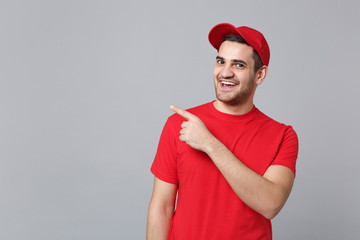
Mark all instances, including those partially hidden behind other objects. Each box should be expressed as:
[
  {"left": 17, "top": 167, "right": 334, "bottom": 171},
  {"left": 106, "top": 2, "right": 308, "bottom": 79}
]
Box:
[{"left": 214, "top": 78, "right": 256, "bottom": 106}]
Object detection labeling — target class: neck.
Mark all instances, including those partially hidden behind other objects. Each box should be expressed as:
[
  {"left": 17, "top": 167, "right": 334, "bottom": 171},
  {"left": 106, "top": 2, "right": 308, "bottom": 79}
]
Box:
[{"left": 213, "top": 100, "right": 254, "bottom": 115}]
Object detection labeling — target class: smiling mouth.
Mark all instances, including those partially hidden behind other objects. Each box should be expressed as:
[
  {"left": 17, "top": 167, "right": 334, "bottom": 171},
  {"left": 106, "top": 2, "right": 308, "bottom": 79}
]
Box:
[
  {"left": 219, "top": 80, "right": 238, "bottom": 87},
  {"left": 221, "top": 81, "right": 236, "bottom": 86}
]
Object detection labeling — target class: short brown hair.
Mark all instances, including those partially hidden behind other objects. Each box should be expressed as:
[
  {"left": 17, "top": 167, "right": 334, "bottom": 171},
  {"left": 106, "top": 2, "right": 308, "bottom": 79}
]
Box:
[{"left": 221, "top": 34, "right": 264, "bottom": 73}]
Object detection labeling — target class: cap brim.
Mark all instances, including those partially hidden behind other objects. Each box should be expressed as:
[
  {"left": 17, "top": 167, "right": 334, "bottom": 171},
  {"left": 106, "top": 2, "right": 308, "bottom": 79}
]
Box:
[{"left": 208, "top": 23, "right": 243, "bottom": 50}]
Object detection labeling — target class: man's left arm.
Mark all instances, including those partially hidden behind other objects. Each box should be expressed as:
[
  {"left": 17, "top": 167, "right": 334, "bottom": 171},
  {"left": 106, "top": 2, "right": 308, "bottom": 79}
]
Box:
[{"left": 171, "top": 105, "right": 295, "bottom": 220}]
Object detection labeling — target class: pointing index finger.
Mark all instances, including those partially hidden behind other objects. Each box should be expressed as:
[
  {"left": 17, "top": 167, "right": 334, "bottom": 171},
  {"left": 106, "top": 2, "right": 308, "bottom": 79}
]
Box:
[{"left": 170, "top": 105, "right": 194, "bottom": 120}]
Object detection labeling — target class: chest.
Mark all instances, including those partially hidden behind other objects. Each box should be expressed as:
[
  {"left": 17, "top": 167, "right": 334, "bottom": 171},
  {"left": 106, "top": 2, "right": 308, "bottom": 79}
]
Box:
[{"left": 176, "top": 121, "right": 284, "bottom": 181}]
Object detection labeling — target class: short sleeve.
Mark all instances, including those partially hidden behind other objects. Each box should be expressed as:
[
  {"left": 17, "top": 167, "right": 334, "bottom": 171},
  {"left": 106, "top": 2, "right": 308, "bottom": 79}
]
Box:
[
  {"left": 270, "top": 126, "right": 299, "bottom": 176},
  {"left": 150, "top": 117, "right": 179, "bottom": 184}
]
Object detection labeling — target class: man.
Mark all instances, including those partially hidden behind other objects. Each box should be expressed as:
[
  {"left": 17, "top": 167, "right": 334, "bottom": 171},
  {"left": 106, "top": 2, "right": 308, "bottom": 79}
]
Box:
[{"left": 147, "top": 23, "right": 299, "bottom": 240}]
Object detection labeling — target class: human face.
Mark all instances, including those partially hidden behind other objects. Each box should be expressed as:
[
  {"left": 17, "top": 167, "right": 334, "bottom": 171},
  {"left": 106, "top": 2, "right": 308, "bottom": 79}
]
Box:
[{"left": 213, "top": 41, "right": 257, "bottom": 107}]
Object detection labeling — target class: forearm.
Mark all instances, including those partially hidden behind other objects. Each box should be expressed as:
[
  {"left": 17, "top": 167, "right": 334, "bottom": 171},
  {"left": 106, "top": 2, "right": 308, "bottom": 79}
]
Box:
[
  {"left": 170, "top": 105, "right": 293, "bottom": 219},
  {"left": 206, "top": 139, "right": 291, "bottom": 219},
  {"left": 146, "top": 201, "right": 174, "bottom": 240}
]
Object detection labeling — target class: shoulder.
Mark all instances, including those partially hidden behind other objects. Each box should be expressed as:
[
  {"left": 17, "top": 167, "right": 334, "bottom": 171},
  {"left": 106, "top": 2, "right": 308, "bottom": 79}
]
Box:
[{"left": 254, "top": 108, "right": 298, "bottom": 139}]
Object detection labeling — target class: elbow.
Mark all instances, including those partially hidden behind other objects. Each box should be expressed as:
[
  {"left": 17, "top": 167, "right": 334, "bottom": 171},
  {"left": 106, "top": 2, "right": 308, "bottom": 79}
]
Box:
[
  {"left": 262, "top": 187, "right": 292, "bottom": 219},
  {"left": 261, "top": 197, "right": 286, "bottom": 220},
  {"left": 262, "top": 206, "right": 282, "bottom": 220}
]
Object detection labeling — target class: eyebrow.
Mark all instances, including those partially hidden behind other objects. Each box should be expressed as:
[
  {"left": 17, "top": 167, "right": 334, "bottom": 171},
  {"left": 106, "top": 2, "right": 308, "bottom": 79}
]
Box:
[{"left": 216, "top": 56, "right": 247, "bottom": 65}]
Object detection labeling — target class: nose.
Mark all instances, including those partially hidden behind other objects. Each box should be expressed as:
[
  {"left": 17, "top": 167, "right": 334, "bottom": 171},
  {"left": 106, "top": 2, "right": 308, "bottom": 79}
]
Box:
[{"left": 220, "top": 64, "right": 234, "bottom": 78}]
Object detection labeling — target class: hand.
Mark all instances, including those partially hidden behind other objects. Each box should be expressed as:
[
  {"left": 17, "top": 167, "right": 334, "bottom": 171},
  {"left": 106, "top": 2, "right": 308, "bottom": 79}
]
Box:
[{"left": 170, "top": 105, "right": 216, "bottom": 153}]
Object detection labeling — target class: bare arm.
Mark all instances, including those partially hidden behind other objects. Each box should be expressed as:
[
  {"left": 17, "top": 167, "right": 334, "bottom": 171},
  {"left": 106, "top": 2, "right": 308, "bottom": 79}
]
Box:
[
  {"left": 171, "top": 105, "right": 294, "bottom": 219},
  {"left": 146, "top": 177, "right": 177, "bottom": 240},
  {"left": 207, "top": 139, "right": 294, "bottom": 219}
]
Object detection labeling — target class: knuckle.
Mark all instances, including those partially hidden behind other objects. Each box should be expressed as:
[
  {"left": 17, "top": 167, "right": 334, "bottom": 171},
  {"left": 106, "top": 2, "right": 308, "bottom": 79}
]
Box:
[{"left": 179, "top": 135, "right": 186, "bottom": 142}]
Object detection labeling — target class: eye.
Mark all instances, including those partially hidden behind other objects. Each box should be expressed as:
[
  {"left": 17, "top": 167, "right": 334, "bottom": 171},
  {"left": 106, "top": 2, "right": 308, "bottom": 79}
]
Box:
[
  {"left": 235, "top": 63, "right": 244, "bottom": 68},
  {"left": 216, "top": 59, "right": 224, "bottom": 64}
]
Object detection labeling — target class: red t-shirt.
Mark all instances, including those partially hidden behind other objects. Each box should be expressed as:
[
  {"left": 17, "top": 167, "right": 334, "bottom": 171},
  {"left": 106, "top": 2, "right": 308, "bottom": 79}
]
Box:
[{"left": 151, "top": 102, "right": 298, "bottom": 240}]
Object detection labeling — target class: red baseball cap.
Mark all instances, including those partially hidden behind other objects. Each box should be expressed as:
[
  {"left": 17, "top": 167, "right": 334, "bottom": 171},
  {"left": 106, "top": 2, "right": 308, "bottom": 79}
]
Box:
[{"left": 208, "top": 23, "right": 270, "bottom": 66}]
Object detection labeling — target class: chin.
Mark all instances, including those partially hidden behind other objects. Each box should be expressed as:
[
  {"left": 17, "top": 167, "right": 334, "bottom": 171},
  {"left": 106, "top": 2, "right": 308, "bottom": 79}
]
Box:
[{"left": 216, "top": 93, "right": 249, "bottom": 105}]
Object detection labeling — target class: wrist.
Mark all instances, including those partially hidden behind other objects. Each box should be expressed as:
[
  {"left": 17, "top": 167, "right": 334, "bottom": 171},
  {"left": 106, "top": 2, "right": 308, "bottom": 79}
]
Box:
[{"left": 205, "top": 136, "right": 222, "bottom": 155}]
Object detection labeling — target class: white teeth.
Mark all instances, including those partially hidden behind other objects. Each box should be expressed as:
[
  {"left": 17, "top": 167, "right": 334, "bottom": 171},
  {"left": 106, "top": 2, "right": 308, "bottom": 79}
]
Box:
[{"left": 221, "top": 81, "right": 236, "bottom": 86}]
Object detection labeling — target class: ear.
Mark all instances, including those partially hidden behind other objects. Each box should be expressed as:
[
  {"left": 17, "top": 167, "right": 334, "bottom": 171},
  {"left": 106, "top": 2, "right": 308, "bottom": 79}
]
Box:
[{"left": 255, "top": 66, "right": 268, "bottom": 86}]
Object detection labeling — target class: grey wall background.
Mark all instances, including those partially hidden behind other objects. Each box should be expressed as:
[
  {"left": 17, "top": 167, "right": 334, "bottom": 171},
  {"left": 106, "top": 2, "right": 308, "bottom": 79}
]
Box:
[{"left": 1, "top": 0, "right": 359, "bottom": 239}]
